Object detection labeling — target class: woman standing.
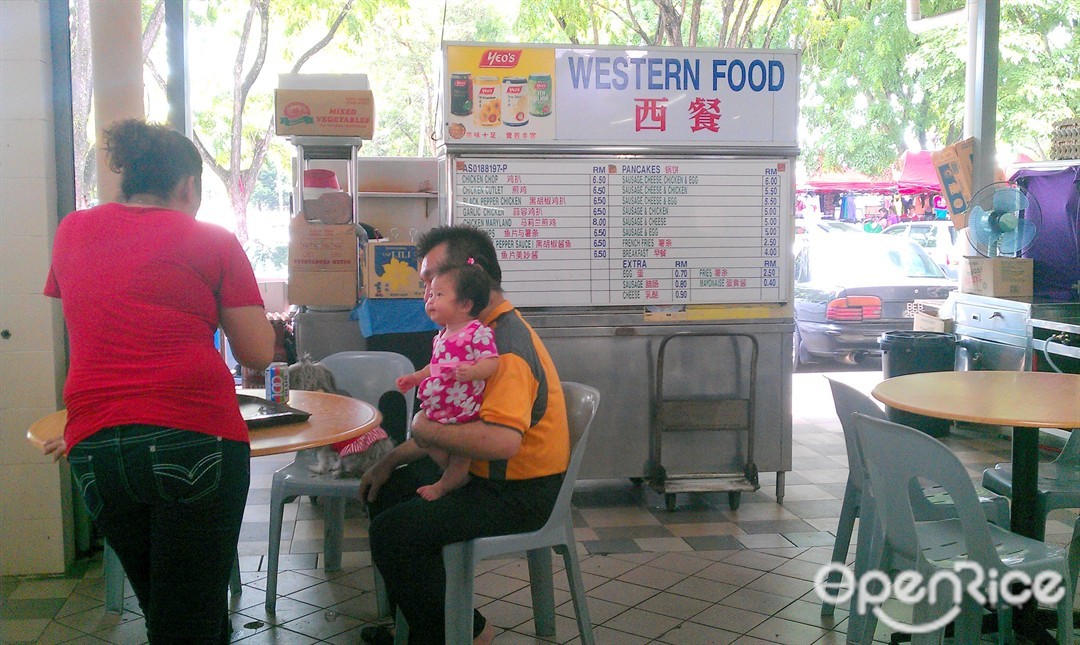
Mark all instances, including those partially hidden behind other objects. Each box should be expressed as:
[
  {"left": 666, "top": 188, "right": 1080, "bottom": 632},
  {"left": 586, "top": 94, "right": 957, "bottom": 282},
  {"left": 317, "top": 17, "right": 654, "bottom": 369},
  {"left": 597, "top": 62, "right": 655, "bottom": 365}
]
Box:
[{"left": 43, "top": 119, "right": 274, "bottom": 643}]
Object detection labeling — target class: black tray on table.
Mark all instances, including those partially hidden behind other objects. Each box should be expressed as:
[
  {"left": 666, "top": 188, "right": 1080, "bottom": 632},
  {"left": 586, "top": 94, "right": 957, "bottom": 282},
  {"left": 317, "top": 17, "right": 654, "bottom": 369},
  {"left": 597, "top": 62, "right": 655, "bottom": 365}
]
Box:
[{"left": 237, "top": 394, "right": 311, "bottom": 429}]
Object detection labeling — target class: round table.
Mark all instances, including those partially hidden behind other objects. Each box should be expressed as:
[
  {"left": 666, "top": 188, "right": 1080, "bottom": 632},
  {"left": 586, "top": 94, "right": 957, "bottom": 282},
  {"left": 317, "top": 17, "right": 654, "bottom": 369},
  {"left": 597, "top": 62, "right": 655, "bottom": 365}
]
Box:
[
  {"left": 26, "top": 389, "right": 381, "bottom": 458},
  {"left": 872, "top": 370, "right": 1080, "bottom": 539}
]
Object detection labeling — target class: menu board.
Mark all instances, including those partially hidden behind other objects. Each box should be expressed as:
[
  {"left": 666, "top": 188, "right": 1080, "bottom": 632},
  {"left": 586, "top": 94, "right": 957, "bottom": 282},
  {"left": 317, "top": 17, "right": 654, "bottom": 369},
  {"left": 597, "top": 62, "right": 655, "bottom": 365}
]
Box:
[{"left": 451, "top": 157, "right": 791, "bottom": 307}]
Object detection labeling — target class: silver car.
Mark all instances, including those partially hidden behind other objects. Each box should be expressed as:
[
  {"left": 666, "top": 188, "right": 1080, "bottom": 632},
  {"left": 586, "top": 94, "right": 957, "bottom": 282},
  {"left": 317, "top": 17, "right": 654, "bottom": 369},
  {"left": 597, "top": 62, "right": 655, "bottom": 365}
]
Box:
[{"left": 880, "top": 221, "right": 961, "bottom": 279}]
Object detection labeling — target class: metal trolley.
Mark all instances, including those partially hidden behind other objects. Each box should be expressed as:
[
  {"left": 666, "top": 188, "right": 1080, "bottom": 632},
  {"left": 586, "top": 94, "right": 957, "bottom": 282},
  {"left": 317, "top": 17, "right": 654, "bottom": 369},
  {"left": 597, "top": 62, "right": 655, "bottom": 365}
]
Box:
[{"left": 647, "top": 331, "right": 760, "bottom": 511}]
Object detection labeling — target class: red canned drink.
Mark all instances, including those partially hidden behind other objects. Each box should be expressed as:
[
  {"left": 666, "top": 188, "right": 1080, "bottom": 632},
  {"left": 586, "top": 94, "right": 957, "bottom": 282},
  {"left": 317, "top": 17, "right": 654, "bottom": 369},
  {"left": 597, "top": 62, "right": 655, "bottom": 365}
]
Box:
[{"left": 265, "top": 362, "right": 289, "bottom": 403}]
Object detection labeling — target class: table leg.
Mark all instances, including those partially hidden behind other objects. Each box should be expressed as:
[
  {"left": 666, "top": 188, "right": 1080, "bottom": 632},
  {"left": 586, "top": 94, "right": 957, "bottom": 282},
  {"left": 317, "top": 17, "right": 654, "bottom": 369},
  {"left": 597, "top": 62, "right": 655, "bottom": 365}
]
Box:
[
  {"left": 1009, "top": 426, "right": 1041, "bottom": 540},
  {"left": 1008, "top": 426, "right": 1059, "bottom": 644}
]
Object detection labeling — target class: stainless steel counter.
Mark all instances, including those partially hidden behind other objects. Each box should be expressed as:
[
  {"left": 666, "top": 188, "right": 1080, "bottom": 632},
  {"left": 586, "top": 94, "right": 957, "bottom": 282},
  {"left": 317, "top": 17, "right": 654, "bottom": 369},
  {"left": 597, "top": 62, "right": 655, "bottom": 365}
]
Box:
[
  {"left": 952, "top": 293, "right": 1080, "bottom": 371},
  {"left": 523, "top": 309, "right": 793, "bottom": 501}
]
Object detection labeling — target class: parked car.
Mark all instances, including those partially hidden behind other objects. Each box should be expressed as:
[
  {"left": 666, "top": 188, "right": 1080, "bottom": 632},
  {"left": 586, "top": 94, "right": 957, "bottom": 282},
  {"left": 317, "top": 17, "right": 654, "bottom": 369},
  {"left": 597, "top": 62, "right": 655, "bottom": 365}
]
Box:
[
  {"left": 881, "top": 221, "right": 962, "bottom": 279},
  {"left": 793, "top": 234, "right": 956, "bottom": 369},
  {"left": 795, "top": 218, "right": 863, "bottom": 235}
]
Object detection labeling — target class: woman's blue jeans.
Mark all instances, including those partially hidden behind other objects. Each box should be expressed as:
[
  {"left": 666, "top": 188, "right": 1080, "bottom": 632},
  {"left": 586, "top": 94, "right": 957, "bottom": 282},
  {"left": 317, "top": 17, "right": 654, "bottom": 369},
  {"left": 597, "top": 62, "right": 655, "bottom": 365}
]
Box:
[{"left": 68, "top": 425, "right": 249, "bottom": 644}]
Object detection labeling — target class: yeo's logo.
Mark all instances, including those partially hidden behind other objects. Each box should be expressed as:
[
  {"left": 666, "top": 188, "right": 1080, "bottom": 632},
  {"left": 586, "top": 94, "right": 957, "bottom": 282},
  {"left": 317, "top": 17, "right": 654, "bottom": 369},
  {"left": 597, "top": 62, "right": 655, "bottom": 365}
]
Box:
[
  {"left": 480, "top": 49, "right": 522, "bottom": 68},
  {"left": 814, "top": 563, "right": 1065, "bottom": 634}
]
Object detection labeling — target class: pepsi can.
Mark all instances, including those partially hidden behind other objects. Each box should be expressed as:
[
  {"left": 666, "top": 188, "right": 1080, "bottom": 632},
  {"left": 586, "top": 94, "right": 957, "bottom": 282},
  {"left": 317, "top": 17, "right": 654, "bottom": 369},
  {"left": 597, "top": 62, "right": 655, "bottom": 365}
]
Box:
[{"left": 265, "top": 362, "right": 289, "bottom": 403}]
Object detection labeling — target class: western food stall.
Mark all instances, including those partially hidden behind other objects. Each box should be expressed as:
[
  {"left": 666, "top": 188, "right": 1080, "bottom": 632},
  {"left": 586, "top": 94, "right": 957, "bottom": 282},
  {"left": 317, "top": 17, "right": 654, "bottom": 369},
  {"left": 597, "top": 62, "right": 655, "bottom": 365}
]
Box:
[{"left": 433, "top": 44, "right": 800, "bottom": 506}]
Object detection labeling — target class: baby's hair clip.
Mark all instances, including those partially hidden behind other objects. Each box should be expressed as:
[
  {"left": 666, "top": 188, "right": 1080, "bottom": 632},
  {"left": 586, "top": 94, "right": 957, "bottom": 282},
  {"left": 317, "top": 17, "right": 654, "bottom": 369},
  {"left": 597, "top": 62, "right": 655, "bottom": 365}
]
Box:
[{"left": 467, "top": 257, "right": 475, "bottom": 265}]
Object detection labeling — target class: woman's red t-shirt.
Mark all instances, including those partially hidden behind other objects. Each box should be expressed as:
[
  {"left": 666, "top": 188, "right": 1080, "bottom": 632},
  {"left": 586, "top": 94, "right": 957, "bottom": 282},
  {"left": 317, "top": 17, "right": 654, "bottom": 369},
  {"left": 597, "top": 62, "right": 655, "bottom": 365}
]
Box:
[{"left": 44, "top": 203, "right": 264, "bottom": 449}]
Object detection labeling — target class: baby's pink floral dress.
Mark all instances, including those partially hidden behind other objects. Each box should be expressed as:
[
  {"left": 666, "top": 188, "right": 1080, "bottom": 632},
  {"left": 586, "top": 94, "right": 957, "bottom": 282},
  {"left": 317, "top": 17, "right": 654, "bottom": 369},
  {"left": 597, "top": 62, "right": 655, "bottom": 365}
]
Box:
[{"left": 419, "top": 319, "right": 498, "bottom": 424}]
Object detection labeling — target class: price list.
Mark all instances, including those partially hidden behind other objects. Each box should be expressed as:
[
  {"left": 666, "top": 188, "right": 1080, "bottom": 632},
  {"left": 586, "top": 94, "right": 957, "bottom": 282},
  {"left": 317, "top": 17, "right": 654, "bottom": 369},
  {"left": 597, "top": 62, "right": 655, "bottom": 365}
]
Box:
[{"left": 452, "top": 157, "right": 790, "bottom": 307}]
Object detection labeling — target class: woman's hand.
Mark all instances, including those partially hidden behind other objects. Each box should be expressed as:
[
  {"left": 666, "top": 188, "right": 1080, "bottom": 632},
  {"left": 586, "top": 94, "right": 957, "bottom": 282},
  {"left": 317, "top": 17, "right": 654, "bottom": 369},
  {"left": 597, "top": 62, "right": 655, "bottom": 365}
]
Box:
[
  {"left": 42, "top": 437, "right": 66, "bottom": 462},
  {"left": 220, "top": 306, "right": 275, "bottom": 371}
]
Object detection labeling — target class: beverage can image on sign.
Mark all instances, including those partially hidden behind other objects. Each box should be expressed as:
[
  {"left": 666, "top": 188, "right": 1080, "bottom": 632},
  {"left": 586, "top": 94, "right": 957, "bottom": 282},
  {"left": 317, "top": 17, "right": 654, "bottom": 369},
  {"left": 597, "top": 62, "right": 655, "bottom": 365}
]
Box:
[
  {"left": 450, "top": 73, "right": 473, "bottom": 116},
  {"left": 528, "top": 74, "right": 552, "bottom": 117},
  {"left": 474, "top": 76, "right": 500, "bottom": 127},
  {"left": 502, "top": 77, "right": 528, "bottom": 127}
]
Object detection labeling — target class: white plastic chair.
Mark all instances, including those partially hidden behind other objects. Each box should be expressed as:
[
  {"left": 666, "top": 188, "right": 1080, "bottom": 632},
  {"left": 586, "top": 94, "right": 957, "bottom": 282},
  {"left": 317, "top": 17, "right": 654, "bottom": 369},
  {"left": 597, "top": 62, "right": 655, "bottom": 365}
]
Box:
[
  {"left": 393, "top": 381, "right": 600, "bottom": 644},
  {"left": 104, "top": 540, "right": 240, "bottom": 613},
  {"left": 852, "top": 412, "right": 1072, "bottom": 645},
  {"left": 263, "top": 351, "right": 415, "bottom": 613},
  {"left": 820, "top": 379, "right": 1011, "bottom": 623},
  {"left": 982, "top": 428, "right": 1080, "bottom": 595}
]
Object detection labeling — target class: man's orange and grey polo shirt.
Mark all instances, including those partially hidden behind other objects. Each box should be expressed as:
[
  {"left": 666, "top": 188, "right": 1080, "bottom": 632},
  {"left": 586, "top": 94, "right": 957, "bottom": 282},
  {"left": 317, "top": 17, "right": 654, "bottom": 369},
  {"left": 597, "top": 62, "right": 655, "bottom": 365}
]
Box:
[{"left": 470, "top": 299, "right": 570, "bottom": 480}]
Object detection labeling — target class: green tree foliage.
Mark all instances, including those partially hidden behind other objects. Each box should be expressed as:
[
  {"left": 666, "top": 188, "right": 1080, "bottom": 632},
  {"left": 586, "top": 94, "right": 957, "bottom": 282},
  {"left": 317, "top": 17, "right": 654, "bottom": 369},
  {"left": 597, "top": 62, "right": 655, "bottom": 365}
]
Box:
[
  {"left": 516, "top": 0, "right": 1078, "bottom": 176},
  {"left": 355, "top": 1, "right": 512, "bottom": 157},
  {"left": 770, "top": 0, "right": 930, "bottom": 175},
  {"left": 183, "top": 0, "right": 404, "bottom": 243},
  {"left": 991, "top": 0, "right": 1078, "bottom": 158},
  {"left": 515, "top": 0, "right": 790, "bottom": 47},
  {"left": 776, "top": 0, "right": 1078, "bottom": 174}
]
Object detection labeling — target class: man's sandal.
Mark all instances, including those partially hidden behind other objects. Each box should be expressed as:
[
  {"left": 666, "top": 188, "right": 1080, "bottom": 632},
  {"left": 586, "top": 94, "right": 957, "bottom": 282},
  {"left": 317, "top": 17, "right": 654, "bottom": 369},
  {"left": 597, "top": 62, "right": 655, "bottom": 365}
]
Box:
[{"left": 359, "top": 624, "right": 394, "bottom": 645}]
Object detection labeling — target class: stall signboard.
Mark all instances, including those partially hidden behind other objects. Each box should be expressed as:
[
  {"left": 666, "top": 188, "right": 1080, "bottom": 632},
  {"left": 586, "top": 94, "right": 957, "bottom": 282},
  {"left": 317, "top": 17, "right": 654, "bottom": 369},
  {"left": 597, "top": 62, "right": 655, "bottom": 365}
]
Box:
[{"left": 442, "top": 44, "right": 799, "bottom": 148}]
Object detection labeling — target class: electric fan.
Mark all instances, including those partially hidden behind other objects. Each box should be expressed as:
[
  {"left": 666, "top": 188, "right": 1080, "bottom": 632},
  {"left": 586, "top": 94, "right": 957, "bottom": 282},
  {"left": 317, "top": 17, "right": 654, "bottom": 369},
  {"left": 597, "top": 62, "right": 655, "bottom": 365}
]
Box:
[{"left": 966, "top": 182, "right": 1040, "bottom": 257}]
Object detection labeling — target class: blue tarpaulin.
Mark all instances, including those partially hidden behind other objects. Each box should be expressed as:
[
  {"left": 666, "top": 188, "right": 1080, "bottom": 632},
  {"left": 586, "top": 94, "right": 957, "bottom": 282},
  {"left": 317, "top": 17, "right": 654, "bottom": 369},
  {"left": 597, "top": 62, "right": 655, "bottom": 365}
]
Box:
[{"left": 353, "top": 298, "right": 439, "bottom": 338}]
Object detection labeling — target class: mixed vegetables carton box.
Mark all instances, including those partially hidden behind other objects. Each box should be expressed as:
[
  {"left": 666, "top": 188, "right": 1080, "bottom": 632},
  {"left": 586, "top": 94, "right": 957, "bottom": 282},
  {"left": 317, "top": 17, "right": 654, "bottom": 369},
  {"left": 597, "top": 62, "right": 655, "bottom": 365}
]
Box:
[{"left": 275, "top": 74, "right": 375, "bottom": 139}]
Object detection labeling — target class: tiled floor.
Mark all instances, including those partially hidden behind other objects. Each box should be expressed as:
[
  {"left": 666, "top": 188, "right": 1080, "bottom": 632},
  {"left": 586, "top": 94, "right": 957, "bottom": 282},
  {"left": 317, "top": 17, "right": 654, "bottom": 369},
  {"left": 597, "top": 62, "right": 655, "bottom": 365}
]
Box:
[{"left": 4, "top": 370, "right": 1078, "bottom": 644}]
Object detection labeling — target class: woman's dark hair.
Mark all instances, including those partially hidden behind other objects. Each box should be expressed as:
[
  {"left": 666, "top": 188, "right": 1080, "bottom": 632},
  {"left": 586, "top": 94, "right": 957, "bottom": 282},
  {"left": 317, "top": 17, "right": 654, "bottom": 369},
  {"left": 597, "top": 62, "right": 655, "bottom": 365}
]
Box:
[
  {"left": 416, "top": 225, "right": 502, "bottom": 288},
  {"left": 104, "top": 119, "right": 202, "bottom": 201},
  {"left": 436, "top": 263, "right": 492, "bottom": 317}
]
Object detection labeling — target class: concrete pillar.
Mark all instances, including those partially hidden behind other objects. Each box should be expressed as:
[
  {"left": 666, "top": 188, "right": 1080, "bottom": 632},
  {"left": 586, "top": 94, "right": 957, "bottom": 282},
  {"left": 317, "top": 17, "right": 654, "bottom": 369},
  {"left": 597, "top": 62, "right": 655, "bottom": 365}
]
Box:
[{"left": 88, "top": 0, "right": 144, "bottom": 203}]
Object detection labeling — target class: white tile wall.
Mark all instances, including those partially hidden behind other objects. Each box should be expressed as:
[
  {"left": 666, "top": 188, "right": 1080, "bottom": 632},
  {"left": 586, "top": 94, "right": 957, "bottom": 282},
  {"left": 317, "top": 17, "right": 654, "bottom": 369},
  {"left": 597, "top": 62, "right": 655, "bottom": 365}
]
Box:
[
  {"left": 0, "top": 59, "right": 51, "bottom": 118},
  {"left": 0, "top": 176, "right": 52, "bottom": 238},
  {"left": 0, "top": 293, "right": 56, "bottom": 352},
  {"left": 1, "top": 232, "right": 54, "bottom": 295},
  {"left": 1, "top": 119, "right": 53, "bottom": 182},
  {"left": 0, "top": 0, "right": 69, "bottom": 575},
  {"left": 0, "top": 1, "right": 52, "bottom": 64}
]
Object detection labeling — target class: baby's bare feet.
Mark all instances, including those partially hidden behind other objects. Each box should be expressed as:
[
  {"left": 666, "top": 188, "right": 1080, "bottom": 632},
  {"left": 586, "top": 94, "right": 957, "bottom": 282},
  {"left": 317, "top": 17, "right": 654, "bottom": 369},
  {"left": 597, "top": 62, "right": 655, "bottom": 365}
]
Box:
[{"left": 417, "top": 483, "right": 449, "bottom": 501}]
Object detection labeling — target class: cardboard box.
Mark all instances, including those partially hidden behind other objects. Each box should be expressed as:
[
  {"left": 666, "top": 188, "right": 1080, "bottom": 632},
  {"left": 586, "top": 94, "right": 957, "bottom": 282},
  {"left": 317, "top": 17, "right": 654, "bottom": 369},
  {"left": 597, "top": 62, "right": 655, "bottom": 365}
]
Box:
[
  {"left": 257, "top": 280, "right": 289, "bottom": 313},
  {"left": 275, "top": 89, "right": 375, "bottom": 138},
  {"left": 363, "top": 242, "right": 425, "bottom": 298},
  {"left": 911, "top": 299, "right": 953, "bottom": 332},
  {"left": 931, "top": 138, "right": 1009, "bottom": 229},
  {"left": 931, "top": 138, "right": 975, "bottom": 229},
  {"left": 302, "top": 192, "right": 353, "bottom": 224},
  {"left": 959, "top": 256, "right": 1033, "bottom": 298},
  {"left": 288, "top": 217, "right": 359, "bottom": 306},
  {"left": 914, "top": 311, "right": 955, "bottom": 333}
]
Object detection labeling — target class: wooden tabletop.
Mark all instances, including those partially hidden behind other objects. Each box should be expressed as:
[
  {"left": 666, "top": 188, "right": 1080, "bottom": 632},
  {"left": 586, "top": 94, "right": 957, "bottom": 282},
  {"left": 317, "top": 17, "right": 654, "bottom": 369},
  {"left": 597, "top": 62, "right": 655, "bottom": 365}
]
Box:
[
  {"left": 872, "top": 371, "right": 1080, "bottom": 429},
  {"left": 26, "top": 390, "right": 381, "bottom": 458}
]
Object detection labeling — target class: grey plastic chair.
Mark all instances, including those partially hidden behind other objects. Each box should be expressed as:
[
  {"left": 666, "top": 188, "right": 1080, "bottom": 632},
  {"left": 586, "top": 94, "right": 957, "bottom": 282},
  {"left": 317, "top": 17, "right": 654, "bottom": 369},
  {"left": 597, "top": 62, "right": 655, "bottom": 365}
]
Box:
[
  {"left": 263, "top": 351, "right": 415, "bottom": 613},
  {"left": 982, "top": 428, "right": 1080, "bottom": 593},
  {"left": 393, "top": 381, "right": 599, "bottom": 645},
  {"left": 852, "top": 412, "right": 1072, "bottom": 645},
  {"left": 104, "top": 540, "right": 240, "bottom": 613},
  {"left": 820, "top": 379, "right": 1010, "bottom": 624}
]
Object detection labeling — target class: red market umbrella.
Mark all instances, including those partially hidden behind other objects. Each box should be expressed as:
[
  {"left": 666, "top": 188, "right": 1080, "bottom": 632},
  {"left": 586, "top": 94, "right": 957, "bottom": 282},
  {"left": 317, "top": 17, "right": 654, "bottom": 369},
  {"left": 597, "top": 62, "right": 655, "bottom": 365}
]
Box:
[
  {"left": 801, "top": 170, "right": 895, "bottom": 194},
  {"left": 895, "top": 150, "right": 942, "bottom": 195}
]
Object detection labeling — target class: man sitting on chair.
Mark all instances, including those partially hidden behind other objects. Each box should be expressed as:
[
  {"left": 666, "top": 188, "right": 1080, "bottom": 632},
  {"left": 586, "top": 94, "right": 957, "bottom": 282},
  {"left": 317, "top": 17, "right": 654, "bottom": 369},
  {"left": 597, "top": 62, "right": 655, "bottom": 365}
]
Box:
[{"left": 359, "top": 225, "right": 570, "bottom": 645}]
